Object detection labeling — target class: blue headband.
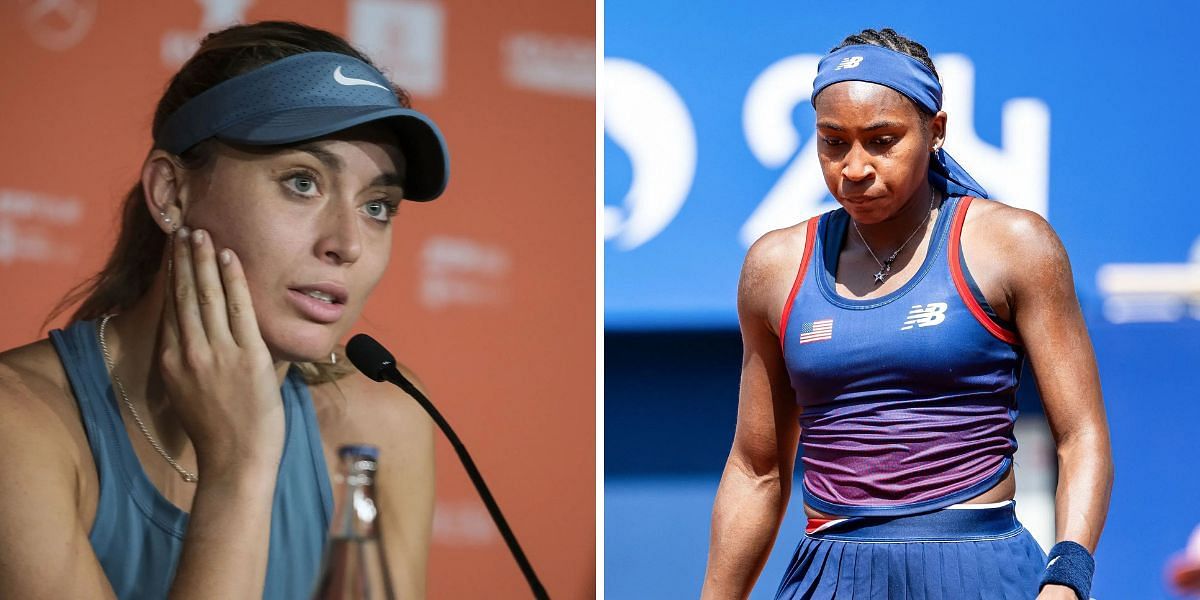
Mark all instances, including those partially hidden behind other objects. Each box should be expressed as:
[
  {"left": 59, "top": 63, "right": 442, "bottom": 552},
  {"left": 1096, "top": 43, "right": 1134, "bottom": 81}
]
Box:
[
  {"left": 811, "top": 44, "right": 988, "bottom": 199},
  {"left": 156, "top": 52, "right": 449, "bottom": 201}
]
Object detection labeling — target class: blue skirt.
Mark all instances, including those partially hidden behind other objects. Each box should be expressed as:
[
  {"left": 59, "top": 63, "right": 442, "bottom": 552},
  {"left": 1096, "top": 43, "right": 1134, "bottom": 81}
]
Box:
[{"left": 774, "top": 503, "right": 1047, "bottom": 600}]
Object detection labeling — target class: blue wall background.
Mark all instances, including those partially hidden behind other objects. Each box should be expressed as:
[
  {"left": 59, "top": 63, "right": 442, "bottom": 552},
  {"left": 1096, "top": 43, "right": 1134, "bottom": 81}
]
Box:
[{"left": 604, "top": 2, "right": 1200, "bottom": 598}]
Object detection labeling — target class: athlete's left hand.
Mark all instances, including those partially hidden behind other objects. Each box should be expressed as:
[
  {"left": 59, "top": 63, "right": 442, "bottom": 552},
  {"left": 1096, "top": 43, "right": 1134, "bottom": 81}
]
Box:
[{"left": 1037, "top": 583, "right": 1081, "bottom": 600}]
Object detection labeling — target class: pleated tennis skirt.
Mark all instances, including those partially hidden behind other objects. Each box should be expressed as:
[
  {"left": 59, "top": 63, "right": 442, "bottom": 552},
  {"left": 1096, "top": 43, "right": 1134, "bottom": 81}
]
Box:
[{"left": 774, "top": 502, "right": 1047, "bottom": 600}]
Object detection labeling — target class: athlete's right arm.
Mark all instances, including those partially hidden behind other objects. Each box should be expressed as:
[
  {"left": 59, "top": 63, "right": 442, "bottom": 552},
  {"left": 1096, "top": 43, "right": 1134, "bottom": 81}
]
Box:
[
  {"left": 0, "top": 367, "right": 118, "bottom": 598},
  {"left": 701, "top": 228, "right": 804, "bottom": 600}
]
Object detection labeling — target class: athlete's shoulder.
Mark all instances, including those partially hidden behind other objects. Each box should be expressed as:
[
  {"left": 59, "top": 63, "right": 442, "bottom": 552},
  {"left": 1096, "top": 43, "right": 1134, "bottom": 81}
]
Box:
[
  {"left": 0, "top": 339, "right": 82, "bottom": 469},
  {"left": 739, "top": 217, "right": 820, "bottom": 324},
  {"left": 0, "top": 338, "right": 73, "bottom": 411},
  {"left": 960, "top": 197, "right": 1072, "bottom": 290},
  {"left": 309, "top": 362, "right": 434, "bottom": 444},
  {"left": 961, "top": 197, "right": 1058, "bottom": 243},
  {"left": 742, "top": 217, "right": 817, "bottom": 284}
]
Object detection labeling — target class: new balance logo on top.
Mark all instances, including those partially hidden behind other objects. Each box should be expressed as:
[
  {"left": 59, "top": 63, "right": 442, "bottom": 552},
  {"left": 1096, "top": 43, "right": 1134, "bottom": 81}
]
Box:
[
  {"left": 901, "top": 302, "right": 948, "bottom": 330},
  {"left": 835, "top": 56, "right": 863, "bottom": 70}
]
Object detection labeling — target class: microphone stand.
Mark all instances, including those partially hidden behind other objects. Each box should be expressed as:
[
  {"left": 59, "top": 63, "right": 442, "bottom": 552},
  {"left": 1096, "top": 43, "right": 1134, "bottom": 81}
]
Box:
[{"left": 379, "top": 365, "right": 549, "bottom": 600}]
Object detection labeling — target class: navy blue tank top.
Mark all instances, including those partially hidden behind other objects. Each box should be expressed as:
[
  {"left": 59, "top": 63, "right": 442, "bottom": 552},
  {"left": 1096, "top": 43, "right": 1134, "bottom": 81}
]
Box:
[
  {"left": 48, "top": 319, "right": 334, "bottom": 598},
  {"left": 780, "top": 196, "right": 1025, "bottom": 517}
]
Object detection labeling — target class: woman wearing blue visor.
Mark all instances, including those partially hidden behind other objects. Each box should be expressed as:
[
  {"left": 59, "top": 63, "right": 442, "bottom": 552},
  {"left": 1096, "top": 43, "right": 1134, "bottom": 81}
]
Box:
[
  {"left": 0, "top": 21, "right": 448, "bottom": 598},
  {"left": 703, "top": 29, "right": 1111, "bottom": 599}
]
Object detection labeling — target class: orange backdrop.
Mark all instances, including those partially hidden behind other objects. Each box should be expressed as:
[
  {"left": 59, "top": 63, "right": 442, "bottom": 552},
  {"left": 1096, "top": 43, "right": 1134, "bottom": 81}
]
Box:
[{"left": 0, "top": 1, "right": 595, "bottom": 597}]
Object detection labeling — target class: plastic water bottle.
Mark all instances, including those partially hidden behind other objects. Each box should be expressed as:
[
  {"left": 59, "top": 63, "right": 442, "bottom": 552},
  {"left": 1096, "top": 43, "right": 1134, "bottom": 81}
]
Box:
[{"left": 313, "top": 444, "right": 396, "bottom": 599}]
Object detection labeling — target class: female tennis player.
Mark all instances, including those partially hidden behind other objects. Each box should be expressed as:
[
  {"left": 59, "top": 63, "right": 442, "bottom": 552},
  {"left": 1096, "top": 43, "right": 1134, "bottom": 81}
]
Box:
[
  {"left": 0, "top": 21, "right": 447, "bottom": 598},
  {"left": 701, "top": 28, "right": 1112, "bottom": 600}
]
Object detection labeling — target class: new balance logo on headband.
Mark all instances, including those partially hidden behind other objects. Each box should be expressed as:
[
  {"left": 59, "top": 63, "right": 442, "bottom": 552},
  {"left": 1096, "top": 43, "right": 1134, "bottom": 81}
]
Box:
[
  {"left": 834, "top": 56, "right": 864, "bottom": 70},
  {"left": 333, "top": 66, "right": 389, "bottom": 90}
]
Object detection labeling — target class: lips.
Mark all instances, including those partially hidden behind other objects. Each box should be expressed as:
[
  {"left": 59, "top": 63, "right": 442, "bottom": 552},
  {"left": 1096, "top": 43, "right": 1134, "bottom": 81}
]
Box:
[
  {"left": 841, "top": 195, "right": 880, "bottom": 204},
  {"left": 286, "top": 282, "right": 348, "bottom": 324}
]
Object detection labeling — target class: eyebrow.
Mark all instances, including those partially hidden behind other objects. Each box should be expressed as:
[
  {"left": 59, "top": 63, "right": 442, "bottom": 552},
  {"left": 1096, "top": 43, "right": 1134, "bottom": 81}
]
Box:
[
  {"left": 816, "top": 120, "right": 904, "bottom": 132},
  {"left": 369, "top": 172, "right": 406, "bottom": 190},
  {"left": 290, "top": 143, "right": 406, "bottom": 191},
  {"left": 292, "top": 143, "right": 344, "bottom": 170}
]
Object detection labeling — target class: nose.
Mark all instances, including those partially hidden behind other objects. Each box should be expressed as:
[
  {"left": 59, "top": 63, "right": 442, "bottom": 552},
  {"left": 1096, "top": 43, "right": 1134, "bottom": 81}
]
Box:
[
  {"left": 316, "top": 200, "right": 363, "bottom": 265},
  {"left": 841, "top": 142, "right": 875, "bottom": 182}
]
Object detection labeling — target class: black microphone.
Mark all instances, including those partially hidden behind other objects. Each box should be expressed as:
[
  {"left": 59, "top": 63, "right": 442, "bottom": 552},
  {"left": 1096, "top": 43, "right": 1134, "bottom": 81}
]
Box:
[{"left": 345, "top": 334, "right": 549, "bottom": 600}]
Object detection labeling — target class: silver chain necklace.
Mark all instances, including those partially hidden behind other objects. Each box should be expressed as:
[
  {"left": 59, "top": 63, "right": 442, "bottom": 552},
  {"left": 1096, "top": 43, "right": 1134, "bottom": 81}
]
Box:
[
  {"left": 852, "top": 189, "right": 937, "bottom": 285},
  {"left": 98, "top": 314, "right": 199, "bottom": 483}
]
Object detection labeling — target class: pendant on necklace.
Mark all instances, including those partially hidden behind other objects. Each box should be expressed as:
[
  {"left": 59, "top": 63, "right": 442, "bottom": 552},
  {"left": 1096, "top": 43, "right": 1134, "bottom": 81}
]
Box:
[{"left": 873, "top": 260, "right": 895, "bottom": 285}]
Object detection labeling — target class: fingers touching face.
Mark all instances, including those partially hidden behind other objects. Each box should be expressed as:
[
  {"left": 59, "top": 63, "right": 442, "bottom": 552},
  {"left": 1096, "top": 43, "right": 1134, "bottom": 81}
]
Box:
[{"left": 166, "top": 126, "right": 407, "bottom": 362}]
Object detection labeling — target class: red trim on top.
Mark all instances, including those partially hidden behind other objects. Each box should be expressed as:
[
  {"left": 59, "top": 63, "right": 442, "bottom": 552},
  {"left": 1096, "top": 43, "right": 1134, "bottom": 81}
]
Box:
[
  {"left": 948, "top": 197, "right": 1021, "bottom": 346},
  {"left": 778, "top": 218, "right": 820, "bottom": 352}
]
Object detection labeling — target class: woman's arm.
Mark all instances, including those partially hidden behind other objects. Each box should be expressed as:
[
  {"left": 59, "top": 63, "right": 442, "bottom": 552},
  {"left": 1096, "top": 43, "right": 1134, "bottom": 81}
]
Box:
[
  {"left": 997, "top": 209, "right": 1113, "bottom": 598},
  {"left": 701, "top": 228, "right": 804, "bottom": 600},
  {"left": 0, "top": 365, "right": 118, "bottom": 599}
]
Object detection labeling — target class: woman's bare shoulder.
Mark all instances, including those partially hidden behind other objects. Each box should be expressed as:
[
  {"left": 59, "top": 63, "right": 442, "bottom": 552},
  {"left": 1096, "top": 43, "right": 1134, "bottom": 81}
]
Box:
[
  {"left": 0, "top": 339, "right": 89, "bottom": 475},
  {"left": 0, "top": 339, "right": 78, "bottom": 427},
  {"left": 962, "top": 198, "right": 1067, "bottom": 270},
  {"left": 308, "top": 363, "right": 434, "bottom": 453}
]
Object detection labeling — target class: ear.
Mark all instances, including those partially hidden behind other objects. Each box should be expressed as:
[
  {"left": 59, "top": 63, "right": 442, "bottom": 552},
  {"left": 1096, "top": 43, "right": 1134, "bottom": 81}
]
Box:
[
  {"left": 929, "top": 110, "right": 948, "bottom": 153},
  {"left": 141, "top": 150, "right": 188, "bottom": 234}
]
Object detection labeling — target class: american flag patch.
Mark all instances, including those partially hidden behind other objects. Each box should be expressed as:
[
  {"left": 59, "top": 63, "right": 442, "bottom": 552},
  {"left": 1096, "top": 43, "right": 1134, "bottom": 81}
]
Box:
[{"left": 798, "top": 319, "right": 834, "bottom": 344}]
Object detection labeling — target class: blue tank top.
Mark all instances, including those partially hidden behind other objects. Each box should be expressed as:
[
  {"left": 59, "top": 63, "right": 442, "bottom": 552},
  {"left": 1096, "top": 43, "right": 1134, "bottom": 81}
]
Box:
[
  {"left": 48, "top": 319, "right": 334, "bottom": 598},
  {"left": 780, "top": 195, "right": 1025, "bottom": 517}
]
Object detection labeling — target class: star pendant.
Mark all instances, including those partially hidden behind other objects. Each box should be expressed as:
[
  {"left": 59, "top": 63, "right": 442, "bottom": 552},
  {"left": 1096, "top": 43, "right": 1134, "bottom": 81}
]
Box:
[{"left": 874, "top": 270, "right": 887, "bottom": 284}]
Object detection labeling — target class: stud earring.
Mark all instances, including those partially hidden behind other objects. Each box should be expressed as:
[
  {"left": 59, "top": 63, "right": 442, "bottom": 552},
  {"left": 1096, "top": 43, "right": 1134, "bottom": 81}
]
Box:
[{"left": 330, "top": 351, "right": 337, "bottom": 365}]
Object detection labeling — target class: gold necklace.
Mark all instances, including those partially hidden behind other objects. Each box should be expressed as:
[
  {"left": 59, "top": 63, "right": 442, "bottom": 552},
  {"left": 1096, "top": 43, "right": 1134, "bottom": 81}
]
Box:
[
  {"left": 97, "top": 314, "right": 198, "bottom": 483},
  {"left": 852, "top": 189, "right": 937, "bottom": 285}
]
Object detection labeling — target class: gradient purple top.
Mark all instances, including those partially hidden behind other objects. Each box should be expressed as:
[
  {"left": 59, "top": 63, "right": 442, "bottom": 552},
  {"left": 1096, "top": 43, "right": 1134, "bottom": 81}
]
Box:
[{"left": 781, "top": 196, "right": 1023, "bottom": 517}]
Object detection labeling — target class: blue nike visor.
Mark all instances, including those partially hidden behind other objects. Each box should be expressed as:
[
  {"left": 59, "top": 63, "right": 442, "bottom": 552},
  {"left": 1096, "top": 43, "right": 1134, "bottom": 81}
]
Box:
[{"left": 155, "top": 52, "right": 449, "bottom": 201}]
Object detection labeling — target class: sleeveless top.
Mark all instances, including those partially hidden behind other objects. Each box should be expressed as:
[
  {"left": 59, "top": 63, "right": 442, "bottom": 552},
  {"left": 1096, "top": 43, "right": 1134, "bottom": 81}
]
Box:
[
  {"left": 48, "top": 319, "right": 334, "bottom": 599},
  {"left": 780, "top": 196, "right": 1024, "bottom": 517}
]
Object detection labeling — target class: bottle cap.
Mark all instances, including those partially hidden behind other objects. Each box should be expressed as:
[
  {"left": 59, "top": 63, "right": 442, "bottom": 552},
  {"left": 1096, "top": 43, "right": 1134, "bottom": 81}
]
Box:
[{"left": 337, "top": 444, "right": 380, "bottom": 460}]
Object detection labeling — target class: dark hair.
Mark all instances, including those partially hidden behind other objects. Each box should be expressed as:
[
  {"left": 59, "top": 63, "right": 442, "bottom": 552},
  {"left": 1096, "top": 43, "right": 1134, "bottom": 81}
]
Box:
[{"left": 48, "top": 21, "right": 404, "bottom": 382}]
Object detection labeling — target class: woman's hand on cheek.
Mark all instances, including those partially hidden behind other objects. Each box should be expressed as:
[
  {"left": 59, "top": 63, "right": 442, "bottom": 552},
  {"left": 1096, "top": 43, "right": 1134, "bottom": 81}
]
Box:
[{"left": 159, "top": 227, "right": 286, "bottom": 479}]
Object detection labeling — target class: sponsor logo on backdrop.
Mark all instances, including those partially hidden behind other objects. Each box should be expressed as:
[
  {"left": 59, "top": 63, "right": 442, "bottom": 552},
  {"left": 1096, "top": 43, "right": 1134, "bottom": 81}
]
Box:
[
  {"left": 1096, "top": 236, "right": 1200, "bottom": 323},
  {"left": 420, "top": 236, "right": 509, "bottom": 309},
  {"left": 0, "top": 188, "right": 84, "bottom": 264},
  {"left": 22, "top": 0, "right": 97, "bottom": 51},
  {"left": 604, "top": 54, "right": 1051, "bottom": 251},
  {"left": 604, "top": 58, "right": 696, "bottom": 250},
  {"left": 432, "top": 500, "right": 497, "bottom": 546},
  {"left": 348, "top": 0, "right": 444, "bottom": 96},
  {"left": 503, "top": 33, "right": 595, "bottom": 97},
  {"left": 161, "top": 0, "right": 252, "bottom": 68}
]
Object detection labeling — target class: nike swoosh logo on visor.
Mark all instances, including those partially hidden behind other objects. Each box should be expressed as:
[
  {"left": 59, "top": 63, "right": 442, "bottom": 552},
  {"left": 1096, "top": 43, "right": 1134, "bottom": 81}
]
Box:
[{"left": 333, "top": 66, "right": 389, "bottom": 91}]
